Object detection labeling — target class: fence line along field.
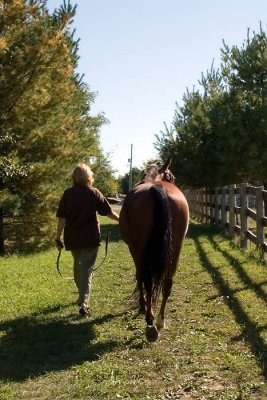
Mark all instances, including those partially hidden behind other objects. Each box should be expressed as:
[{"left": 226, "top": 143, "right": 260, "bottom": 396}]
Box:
[
  {"left": 186, "top": 183, "right": 267, "bottom": 257},
  {"left": 0, "top": 216, "right": 267, "bottom": 399}
]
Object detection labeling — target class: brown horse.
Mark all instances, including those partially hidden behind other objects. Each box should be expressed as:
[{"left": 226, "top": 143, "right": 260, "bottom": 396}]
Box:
[{"left": 119, "top": 157, "right": 189, "bottom": 341}]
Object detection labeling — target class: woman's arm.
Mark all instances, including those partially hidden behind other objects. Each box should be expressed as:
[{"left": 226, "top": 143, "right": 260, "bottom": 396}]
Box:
[{"left": 107, "top": 210, "right": 120, "bottom": 222}]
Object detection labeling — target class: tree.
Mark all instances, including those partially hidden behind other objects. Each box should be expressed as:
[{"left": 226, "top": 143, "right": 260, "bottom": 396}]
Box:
[
  {"left": 155, "top": 25, "right": 267, "bottom": 189},
  {"left": 90, "top": 153, "right": 119, "bottom": 196},
  {"left": 0, "top": 0, "right": 111, "bottom": 251},
  {"left": 221, "top": 26, "right": 267, "bottom": 182}
]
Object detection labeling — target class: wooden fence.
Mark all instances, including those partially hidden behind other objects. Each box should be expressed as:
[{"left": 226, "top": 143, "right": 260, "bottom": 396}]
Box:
[{"left": 186, "top": 183, "right": 267, "bottom": 256}]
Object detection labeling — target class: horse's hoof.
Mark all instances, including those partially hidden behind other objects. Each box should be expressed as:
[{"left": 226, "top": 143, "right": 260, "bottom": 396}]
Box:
[{"left": 145, "top": 325, "right": 158, "bottom": 342}]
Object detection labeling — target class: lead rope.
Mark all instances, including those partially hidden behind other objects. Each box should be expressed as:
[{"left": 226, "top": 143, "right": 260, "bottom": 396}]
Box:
[
  {"left": 93, "top": 227, "right": 110, "bottom": 272},
  {"left": 56, "top": 228, "right": 110, "bottom": 277},
  {"left": 55, "top": 239, "right": 64, "bottom": 277},
  {"left": 56, "top": 250, "right": 63, "bottom": 277}
]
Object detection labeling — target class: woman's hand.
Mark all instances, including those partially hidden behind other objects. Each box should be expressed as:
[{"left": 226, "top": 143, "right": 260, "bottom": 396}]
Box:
[{"left": 55, "top": 239, "right": 64, "bottom": 251}]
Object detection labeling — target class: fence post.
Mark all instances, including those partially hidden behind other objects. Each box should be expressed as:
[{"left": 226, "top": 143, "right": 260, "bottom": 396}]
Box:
[
  {"left": 228, "top": 184, "right": 236, "bottom": 239},
  {"left": 221, "top": 186, "right": 227, "bottom": 228},
  {"left": 210, "top": 189, "right": 214, "bottom": 224},
  {"left": 256, "top": 186, "right": 264, "bottom": 257},
  {"left": 200, "top": 189, "right": 204, "bottom": 222},
  {"left": 195, "top": 190, "right": 199, "bottom": 220},
  {"left": 208, "top": 188, "right": 212, "bottom": 224},
  {"left": 201, "top": 189, "right": 205, "bottom": 222},
  {"left": 193, "top": 191, "right": 197, "bottom": 217},
  {"left": 194, "top": 190, "right": 197, "bottom": 219},
  {"left": 195, "top": 191, "right": 198, "bottom": 217},
  {"left": 204, "top": 188, "right": 207, "bottom": 223},
  {"left": 204, "top": 188, "right": 209, "bottom": 223},
  {"left": 189, "top": 191, "right": 193, "bottom": 216},
  {"left": 240, "top": 183, "right": 248, "bottom": 249},
  {"left": 214, "top": 187, "right": 219, "bottom": 225}
]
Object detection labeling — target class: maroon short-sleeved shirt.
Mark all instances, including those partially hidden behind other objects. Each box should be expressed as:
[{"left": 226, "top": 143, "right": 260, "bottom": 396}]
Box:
[{"left": 56, "top": 184, "right": 112, "bottom": 250}]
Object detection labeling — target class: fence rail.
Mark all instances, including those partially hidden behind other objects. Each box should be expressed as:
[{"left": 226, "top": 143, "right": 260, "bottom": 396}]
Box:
[{"left": 186, "top": 183, "right": 267, "bottom": 256}]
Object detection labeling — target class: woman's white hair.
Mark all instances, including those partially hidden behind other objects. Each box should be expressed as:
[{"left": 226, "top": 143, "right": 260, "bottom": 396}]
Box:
[{"left": 72, "top": 163, "right": 94, "bottom": 186}]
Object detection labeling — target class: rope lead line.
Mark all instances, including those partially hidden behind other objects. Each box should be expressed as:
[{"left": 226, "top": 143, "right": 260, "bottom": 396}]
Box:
[
  {"left": 56, "top": 250, "right": 63, "bottom": 277},
  {"left": 56, "top": 227, "right": 110, "bottom": 277},
  {"left": 93, "top": 228, "right": 110, "bottom": 272}
]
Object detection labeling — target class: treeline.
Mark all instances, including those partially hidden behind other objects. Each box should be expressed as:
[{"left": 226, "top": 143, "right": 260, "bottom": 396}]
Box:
[
  {"left": 155, "top": 25, "right": 267, "bottom": 190},
  {"left": 0, "top": 0, "right": 118, "bottom": 252}
]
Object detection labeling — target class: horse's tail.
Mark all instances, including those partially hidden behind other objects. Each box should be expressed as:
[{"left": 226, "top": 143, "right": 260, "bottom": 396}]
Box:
[{"left": 140, "top": 184, "right": 172, "bottom": 302}]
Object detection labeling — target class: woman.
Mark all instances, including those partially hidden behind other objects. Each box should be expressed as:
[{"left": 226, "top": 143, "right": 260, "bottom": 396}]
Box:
[{"left": 55, "top": 163, "right": 120, "bottom": 316}]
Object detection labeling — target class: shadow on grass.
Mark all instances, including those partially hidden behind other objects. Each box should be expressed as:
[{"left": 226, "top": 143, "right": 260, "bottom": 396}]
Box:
[
  {"left": 208, "top": 235, "right": 267, "bottom": 304},
  {"left": 186, "top": 220, "right": 223, "bottom": 240},
  {"left": 188, "top": 221, "right": 267, "bottom": 378},
  {"left": 0, "top": 305, "right": 121, "bottom": 382}
]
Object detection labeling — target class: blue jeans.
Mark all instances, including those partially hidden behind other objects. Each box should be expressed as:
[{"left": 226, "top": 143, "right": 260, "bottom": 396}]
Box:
[{"left": 71, "top": 247, "right": 98, "bottom": 306}]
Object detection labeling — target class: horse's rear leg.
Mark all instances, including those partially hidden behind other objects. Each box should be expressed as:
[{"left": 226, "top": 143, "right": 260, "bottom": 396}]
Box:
[
  {"left": 136, "top": 266, "right": 146, "bottom": 314},
  {"left": 138, "top": 283, "right": 146, "bottom": 314},
  {"left": 144, "top": 282, "right": 158, "bottom": 342},
  {"left": 156, "top": 278, "right": 172, "bottom": 331}
]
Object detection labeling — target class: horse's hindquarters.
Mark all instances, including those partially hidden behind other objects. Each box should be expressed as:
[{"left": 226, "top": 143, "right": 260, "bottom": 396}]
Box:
[{"left": 119, "top": 185, "right": 155, "bottom": 258}]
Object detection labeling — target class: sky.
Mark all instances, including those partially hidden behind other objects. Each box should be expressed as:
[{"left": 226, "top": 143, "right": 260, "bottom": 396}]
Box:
[{"left": 47, "top": 0, "right": 267, "bottom": 176}]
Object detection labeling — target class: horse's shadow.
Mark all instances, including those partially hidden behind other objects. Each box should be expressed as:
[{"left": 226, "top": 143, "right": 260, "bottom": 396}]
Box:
[{"left": 0, "top": 304, "right": 119, "bottom": 382}]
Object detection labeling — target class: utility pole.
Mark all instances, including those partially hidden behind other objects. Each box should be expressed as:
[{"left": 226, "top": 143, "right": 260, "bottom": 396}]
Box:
[{"left": 128, "top": 143, "right": 133, "bottom": 192}]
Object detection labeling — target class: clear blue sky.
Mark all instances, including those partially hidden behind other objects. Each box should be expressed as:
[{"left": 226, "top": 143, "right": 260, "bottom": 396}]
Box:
[{"left": 47, "top": 0, "right": 267, "bottom": 176}]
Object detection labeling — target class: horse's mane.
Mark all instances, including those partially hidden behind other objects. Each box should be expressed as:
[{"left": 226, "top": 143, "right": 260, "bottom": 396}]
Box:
[{"left": 140, "top": 160, "right": 176, "bottom": 184}]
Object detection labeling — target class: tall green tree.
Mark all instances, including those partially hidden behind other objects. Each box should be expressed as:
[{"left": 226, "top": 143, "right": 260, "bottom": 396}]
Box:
[
  {"left": 155, "top": 26, "right": 267, "bottom": 189},
  {"left": 0, "top": 0, "right": 115, "bottom": 251},
  {"left": 221, "top": 26, "right": 267, "bottom": 182}
]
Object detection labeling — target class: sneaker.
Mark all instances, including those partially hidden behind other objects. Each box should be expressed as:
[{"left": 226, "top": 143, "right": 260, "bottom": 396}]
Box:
[{"left": 79, "top": 304, "right": 90, "bottom": 316}]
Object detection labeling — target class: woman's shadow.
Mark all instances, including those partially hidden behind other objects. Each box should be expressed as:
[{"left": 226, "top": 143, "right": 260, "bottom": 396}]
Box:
[{"left": 0, "top": 304, "right": 119, "bottom": 382}]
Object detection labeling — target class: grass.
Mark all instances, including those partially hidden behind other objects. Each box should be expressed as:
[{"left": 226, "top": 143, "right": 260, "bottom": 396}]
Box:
[{"left": 0, "top": 217, "right": 267, "bottom": 399}]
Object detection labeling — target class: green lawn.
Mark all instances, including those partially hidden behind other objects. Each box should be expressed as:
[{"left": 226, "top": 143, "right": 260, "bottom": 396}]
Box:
[{"left": 0, "top": 218, "right": 267, "bottom": 399}]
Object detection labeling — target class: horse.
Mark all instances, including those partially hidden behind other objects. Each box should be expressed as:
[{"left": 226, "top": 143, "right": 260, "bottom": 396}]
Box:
[{"left": 119, "top": 157, "right": 189, "bottom": 342}]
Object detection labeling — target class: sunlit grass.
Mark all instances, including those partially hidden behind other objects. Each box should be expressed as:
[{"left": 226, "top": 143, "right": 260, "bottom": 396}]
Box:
[{"left": 0, "top": 218, "right": 267, "bottom": 399}]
